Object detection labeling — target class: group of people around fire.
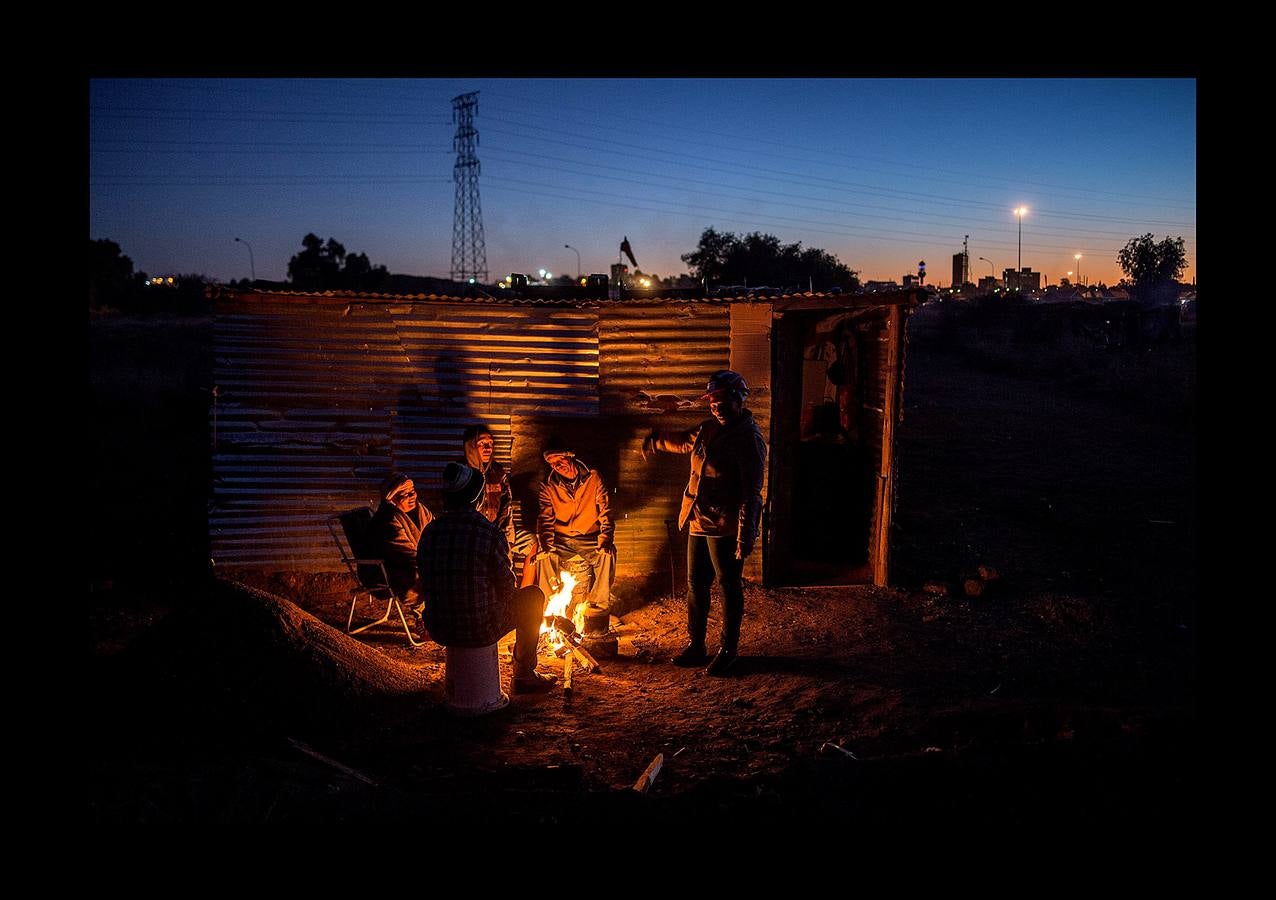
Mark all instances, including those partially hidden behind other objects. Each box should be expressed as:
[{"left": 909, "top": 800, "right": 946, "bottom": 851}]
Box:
[{"left": 370, "top": 369, "right": 767, "bottom": 695}]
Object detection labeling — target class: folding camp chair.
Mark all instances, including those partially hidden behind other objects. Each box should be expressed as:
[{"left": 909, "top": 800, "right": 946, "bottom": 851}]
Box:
[{"left": 328, "top": 506, "right": 425, "bottom": 648}]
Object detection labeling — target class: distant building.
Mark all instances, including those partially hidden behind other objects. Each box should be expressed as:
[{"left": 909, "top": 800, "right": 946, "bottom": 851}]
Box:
[
  {"left": 864, "top": 279, "right": 900, "bottom": 293},
  {"left": 977, "top": 275, "right": 1000, "bottom": 293},
  {"left": 1038, "top": 285, "right": 1085, "bottom": 304},
  {"left": 902, "top": 274, "right": 920, "bottom": 288},
  {"left": 1003, "top": 267, "right": 1041, "bottom": 292},
  {"left": 952, "top": 251, "right": 970, "bottom": 290}
]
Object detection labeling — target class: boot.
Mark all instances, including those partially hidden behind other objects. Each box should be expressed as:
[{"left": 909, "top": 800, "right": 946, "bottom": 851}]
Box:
[
  {"left": 512, "top": 640, "right": 557, "bottom": 694},
  {"left": 674, "top": 590, "right": 709, "bottom": 666},
  {"left": 705, "top": 647, "right": 738, "bottom": 677},
  {"left": 707, "top": 608, "right": 742, "bottom": 677},
  {"left": 671, "top": 641, "right": 709, "bottom": 667},
  {"left": 512, "top": 670, "right": 556, "bottom": 693}
]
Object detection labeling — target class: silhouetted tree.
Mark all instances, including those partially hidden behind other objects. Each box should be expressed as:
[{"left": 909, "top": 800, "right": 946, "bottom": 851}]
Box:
[
  {"left": 287, "top": 234, "right": 343, "bottom": 290},
  {"left": 340, "top": 251, "right": 389, "bottom": 292},
  {"left": 1117, "top": 233, "right": 1187, "bottom": 305},
  {"left": 681, "top": 227, "right": 859, "bottom": 292},
  {"left": 287, "top": 234, "right": 388, "bottom": 291},
  {"left": 90, "top": 238, "right": 145, "bottom": 309}
]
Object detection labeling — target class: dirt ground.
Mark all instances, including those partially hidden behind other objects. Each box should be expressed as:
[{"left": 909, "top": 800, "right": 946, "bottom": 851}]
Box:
[{"left": 87, "top": 309, "right": 1198, "bottom": 829}]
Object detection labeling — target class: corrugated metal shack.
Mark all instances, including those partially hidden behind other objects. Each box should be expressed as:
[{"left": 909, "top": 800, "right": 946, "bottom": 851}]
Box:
[{"left": 210, "top": 287, "right": 918, "bottom": 590}]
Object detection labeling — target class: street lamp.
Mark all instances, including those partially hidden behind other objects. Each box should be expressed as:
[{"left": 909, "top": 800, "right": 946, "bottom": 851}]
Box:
[
  {"left": 1013, "top": 207, "right": 1028, "bottom": 274},
  {"left": 1074, "top": 253, "right": 1082, "bottom": 286},
  {"left": 978, "top": 256, "right": 995, "bottom": 281},
  {"left": 564, "top": 244, "right": 581, "bottom": 280},
  {"left": 234, "top": 237, "right": 256, "bottom": 283}
]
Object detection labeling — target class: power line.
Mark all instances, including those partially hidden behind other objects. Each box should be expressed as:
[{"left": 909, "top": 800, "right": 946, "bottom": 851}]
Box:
[
  {"left": 479, "top": 120, "right": 1197, "bottom": 230},
  {"left": 479, "top": 89, "right": 1197, "bottom": 209},
  {"left": 480, "top": 146, "right": 1173, "bottom": 240},
  {"left": 479, "top": 176, "right": 1154, "bottom": 258}
]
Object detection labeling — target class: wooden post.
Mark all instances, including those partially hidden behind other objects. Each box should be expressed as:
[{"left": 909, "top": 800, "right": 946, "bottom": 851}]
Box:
[{"left": 873, "top": 304, "right": 902, "bottom": 587}]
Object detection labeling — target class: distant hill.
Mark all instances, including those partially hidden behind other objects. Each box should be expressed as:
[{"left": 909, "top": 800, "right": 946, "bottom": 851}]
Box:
[{"left": 384, "top": 273, "right": 476, "bottom": 295}]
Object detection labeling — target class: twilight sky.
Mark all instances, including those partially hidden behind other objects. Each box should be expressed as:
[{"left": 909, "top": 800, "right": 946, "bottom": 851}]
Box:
[{"left": 89, "top": 78, "right": 1196, "bottom": 289}]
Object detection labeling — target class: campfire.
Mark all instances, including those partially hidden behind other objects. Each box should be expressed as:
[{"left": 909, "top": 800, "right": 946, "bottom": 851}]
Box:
[
  {"left": 541, "top": 570, "right": 585, "bottom": 645},
  {"left": 537, "top": 568, "right": 610, "bottom": 686}
]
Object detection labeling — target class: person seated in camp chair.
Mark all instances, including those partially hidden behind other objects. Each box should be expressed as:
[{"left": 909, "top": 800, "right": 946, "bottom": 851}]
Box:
[{"left": 369, "top": 472, "right": 433, "bottom": 619}]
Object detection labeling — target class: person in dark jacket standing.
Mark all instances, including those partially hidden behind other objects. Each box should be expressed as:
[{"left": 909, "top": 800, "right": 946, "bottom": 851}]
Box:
[
  {"left": 369, "top": 472, "right": 433, "bottom": 615},
  {"left": 418, "top": 463, "right": 555, "bottom": 694},
  {"left": 642, "top": 370, "right": 767, "bottom": 676}
]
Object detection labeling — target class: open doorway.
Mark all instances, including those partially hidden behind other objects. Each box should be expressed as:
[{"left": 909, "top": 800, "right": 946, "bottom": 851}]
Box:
[{"left": 767, "top": 309, "right": 881, "bottom": 585}]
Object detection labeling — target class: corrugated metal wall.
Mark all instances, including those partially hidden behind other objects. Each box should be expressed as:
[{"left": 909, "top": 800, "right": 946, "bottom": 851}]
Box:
[
  {"left": 598, "top": 304, "right": 730, "bottom": 413},
  {"left": 212, "top": 294, "right": 727, "bottom": 576},
  {"left": 212, "top": 295, "right": 598, "bottom": 571}
]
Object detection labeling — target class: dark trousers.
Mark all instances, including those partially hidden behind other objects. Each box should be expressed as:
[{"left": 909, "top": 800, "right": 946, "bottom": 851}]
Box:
[
  {"left": 687, "top": 534, "right": 744, "bottom": 652},
  {"left": 536, "top": 533, "right": 615, "bottom": 608}
]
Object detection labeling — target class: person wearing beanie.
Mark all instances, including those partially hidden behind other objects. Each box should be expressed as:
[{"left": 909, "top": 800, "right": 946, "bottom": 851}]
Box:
[
  {"left": 535, "top": 435, "right": 616, "bottom": 612},
  {"left": 417, "top": 462, "right": 555, "bottom": 694},
  {"left": 640, "top": 370, "right": 767, "bottom": 677},
  {"left": 369, "top": 472, "right": 433, "bottom": 616}
]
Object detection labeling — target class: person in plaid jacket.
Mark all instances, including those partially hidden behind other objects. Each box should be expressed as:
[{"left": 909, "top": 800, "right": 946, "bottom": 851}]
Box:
[{"left": 418, "top": 462, "right": 555, "bottom": 694}]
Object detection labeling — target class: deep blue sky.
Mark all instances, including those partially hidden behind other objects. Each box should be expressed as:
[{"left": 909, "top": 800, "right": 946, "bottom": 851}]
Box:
[{"left": 89, "top": 78, "right": 1196, "bottom": 288}]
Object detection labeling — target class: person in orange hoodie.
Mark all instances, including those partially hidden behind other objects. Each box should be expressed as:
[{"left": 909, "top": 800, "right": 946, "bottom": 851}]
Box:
[{"left": 536, "top": 436, "right": 615, "bottom": 611}]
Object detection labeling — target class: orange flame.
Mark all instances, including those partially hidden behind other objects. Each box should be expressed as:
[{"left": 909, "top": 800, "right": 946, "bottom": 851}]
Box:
[{"left": 539, "top": 570, "right": 578, "bottom": 653}]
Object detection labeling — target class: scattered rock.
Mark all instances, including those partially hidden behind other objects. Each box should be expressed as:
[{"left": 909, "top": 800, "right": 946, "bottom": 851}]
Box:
[
  {"left": 963, "top": 578, "right": 986, "bottom": 598},
  {"left": 977, "top": 564, "right": 1001, "bottom": 582},
  {"left": 922, "top": 581, "right": 949, "bottom": 596}
]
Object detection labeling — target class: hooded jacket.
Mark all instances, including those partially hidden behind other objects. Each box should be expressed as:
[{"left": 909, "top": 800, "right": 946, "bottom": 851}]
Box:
[
  {"left": 463, "top": 432, "right": 515, "bottom": 548},
  {"left": 537, "top": 457, "right": 614, "bottom": 552},
  {"left": 370, "top": 500, "right": 433, "bottom": 597}
]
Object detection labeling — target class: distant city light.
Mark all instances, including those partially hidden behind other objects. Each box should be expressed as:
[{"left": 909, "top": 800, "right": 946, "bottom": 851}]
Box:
[{"left": 468, "top": 277, "right": 476, "bottom": 284}]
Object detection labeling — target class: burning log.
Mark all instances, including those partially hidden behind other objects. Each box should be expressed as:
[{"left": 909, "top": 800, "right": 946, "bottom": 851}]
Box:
[
  {"left": 538, "top": 568, "right": 605, "bottom": 671},
  {"left": 568, "top": 641, "right": 601, "bottom": 673},
  {"left": 632, "top": 753, "right": 664, "bottom": 794},
  {"left": 543, "top": 615, "right": 577, "bottom": 636},
  {"left": 563, "top": 654, "right": 574, "bottom": 701}
]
